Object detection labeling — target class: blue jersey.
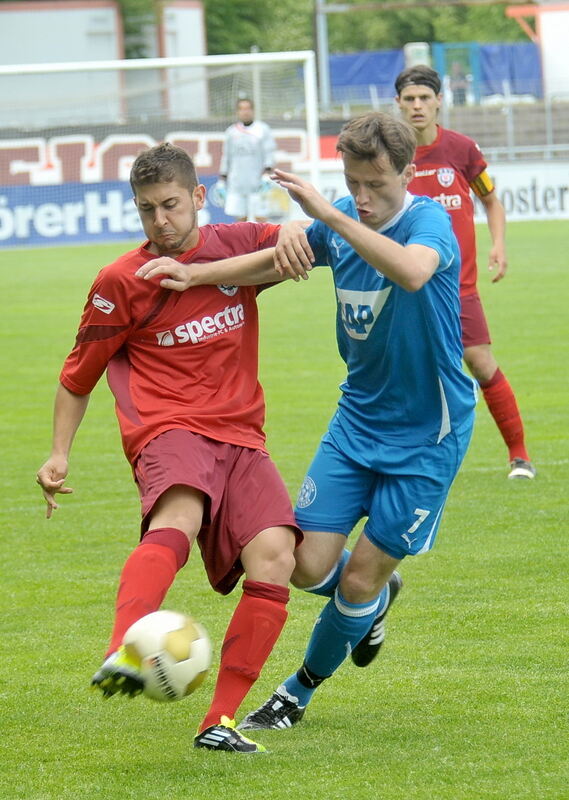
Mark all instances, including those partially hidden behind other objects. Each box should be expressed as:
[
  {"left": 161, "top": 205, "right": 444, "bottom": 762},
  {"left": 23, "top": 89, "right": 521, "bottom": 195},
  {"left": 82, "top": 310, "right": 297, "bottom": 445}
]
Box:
[{"left": 307, "top": 192, "right": 477, "bottom": 452}]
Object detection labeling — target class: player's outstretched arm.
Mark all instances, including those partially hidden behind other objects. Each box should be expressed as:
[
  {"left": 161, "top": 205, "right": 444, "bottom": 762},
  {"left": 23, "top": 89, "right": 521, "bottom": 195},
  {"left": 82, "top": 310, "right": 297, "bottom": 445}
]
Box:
[
  {"left": 136, "top": 221, "right": 315, "bottom": 291},
  {"left": 274, "top": 169, "right": 438, "bottom": 291},
  {"left": 136, "top": 250, "right": 282, "bottom": 291},
  {"left": 37, "top": 384, "right": 90, "bottom": 518}
]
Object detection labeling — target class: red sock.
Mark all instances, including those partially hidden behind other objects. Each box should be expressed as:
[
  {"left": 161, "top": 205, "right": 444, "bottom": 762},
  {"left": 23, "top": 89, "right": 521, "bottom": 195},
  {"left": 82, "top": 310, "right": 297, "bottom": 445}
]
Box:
[
  {"left": 105, "top": 527, "right": 189, "bottom": 657},
  {"left": 198, "top": 580, "right": 289, "bottom": 732},
  {"left": 480, "top": 369, "right": 530, "bottom": 462}
]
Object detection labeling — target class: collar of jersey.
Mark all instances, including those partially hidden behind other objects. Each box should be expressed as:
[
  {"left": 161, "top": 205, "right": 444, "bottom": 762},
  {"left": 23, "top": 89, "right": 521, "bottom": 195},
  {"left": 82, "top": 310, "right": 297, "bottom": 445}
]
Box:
[{"left": 375, "top": 192, "right": 414, "bottom": 234}]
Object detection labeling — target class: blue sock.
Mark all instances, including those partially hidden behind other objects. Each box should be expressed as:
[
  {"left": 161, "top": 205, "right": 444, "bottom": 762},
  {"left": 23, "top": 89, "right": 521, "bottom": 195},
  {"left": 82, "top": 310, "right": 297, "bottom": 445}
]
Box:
[
  {"left": 304, "top": 548, "right": 350, "bottom": 598},
  {"left": 282, "top": 586, "right": 385, "bottom": 707}
]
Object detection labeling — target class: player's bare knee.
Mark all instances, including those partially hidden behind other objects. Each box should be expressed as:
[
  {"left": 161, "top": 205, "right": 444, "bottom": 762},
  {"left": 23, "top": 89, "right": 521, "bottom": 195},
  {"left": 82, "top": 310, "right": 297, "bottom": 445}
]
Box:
[
  {"left": 268, "top": 547, "right": 296, "bottom": 581},
  {"left": 290, "top": 564, "right": 316, "bottom": 589},
  {"left": 463, "top": 345, "right": 498, "bottom": 383},
  {"left": 290, "top": 531, "right": 345, "bottom": 589},
  {"left": 290, "top": 558, "right": 333, "bottom": 589},
  {"left": 340, "top": 568, "right": 382, "bottom": 603},
  {"left": 242, "top": 529, "right": 296, "bottom": 584}
]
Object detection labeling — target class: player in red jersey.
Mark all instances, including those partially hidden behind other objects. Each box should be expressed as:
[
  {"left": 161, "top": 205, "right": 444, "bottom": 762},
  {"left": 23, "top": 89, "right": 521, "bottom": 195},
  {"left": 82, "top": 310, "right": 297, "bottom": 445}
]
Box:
[
  {"left": 36, "top": 143, "right": 303, "bottom": 754},
  {"left": 395, "top": 65, "right": 535, "bottom": 479}
]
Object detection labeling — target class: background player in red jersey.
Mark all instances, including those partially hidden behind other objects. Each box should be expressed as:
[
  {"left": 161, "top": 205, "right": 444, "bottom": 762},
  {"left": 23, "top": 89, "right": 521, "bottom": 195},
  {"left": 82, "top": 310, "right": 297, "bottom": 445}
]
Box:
[
  {"left": 35, "top": 142, "right": 303, "bottom": 754},
  {"left": 395, "top": 65, "right": 535, "bottom": 479}
]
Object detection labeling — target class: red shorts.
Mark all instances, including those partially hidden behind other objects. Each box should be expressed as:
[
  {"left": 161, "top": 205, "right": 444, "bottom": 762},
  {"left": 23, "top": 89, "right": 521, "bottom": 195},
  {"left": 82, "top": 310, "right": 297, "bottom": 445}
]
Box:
[
  {"left": 134, "top": 429, "right": 302, "bottom": 595},
  {"left": 460, "top": 291, "right": 492, "bottom": 348}
]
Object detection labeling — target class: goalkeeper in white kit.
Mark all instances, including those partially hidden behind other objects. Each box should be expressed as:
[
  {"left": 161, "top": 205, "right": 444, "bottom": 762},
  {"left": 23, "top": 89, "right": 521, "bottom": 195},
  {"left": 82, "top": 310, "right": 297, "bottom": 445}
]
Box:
[{"left": 218, "top": 97, "right": 276, "bottom": 221}]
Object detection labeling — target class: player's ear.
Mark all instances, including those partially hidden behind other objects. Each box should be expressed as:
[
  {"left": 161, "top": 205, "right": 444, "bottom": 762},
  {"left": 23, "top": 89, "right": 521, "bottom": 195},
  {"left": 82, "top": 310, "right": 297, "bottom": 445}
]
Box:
[
  {"left": 192, "top": 184, "right": 206, "bottom": 210},
  {"left": 402, "top": 163, "right": 415, "bottom": 187}
]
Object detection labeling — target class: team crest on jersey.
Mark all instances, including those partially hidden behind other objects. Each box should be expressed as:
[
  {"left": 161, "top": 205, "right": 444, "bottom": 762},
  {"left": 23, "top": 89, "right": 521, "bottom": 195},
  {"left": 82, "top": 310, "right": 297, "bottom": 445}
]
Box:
[
  {"left": 297, "top": 476, "right": 317, "bottom": 509},
  {"left": 437, "top": 168, "right": 455, "bottom": 188},
  {"left": 217, "top": 284, "right": 239, "bottom": 297}
]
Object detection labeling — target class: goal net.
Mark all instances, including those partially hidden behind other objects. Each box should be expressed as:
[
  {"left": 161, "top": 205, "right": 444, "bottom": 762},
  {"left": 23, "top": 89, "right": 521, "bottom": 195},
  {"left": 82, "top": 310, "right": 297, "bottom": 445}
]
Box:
[{"left": 0, "top": 51, "right": 319, "bottom": 247}]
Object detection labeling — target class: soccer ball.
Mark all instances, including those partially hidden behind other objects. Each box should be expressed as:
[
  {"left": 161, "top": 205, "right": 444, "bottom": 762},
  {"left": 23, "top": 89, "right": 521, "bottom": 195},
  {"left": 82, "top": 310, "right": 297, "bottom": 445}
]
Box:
[{"left": 122, "top": 610, "right": 212, "bottom": 702}]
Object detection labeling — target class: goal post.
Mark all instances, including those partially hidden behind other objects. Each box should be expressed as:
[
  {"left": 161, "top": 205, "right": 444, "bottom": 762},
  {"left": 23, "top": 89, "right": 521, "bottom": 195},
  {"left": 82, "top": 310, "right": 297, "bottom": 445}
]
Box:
[{"left": 0, "top": 51, "right": 320, "bottom": 247}]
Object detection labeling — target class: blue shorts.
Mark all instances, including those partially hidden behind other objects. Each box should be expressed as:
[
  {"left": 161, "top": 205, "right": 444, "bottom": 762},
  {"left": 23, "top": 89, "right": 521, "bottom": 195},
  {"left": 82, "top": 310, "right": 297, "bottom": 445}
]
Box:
[{"left": 295, "top": 415, "right": 474, "bottom": 560}]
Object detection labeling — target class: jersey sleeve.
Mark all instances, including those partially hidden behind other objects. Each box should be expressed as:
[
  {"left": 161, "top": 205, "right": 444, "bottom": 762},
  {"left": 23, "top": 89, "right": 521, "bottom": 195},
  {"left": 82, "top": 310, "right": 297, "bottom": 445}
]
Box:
[
  {"left": 59, "top": 268, "right": 134, "bottom": 395},
  {"left": 406, "top": 199, "right": 457, "bottom": 273},
  {"left": 255, "top": 222, "right": 280, "bottom": 249},
  {"left": 462, "top": 138, "right": 491, "bottom": 195},
  {"left": 305, "top": 195, "right": 357, "bottom": 267}
]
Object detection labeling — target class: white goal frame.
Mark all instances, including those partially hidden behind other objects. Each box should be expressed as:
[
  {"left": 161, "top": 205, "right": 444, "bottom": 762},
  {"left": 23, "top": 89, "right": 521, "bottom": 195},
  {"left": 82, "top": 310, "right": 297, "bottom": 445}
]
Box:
[{"left": 0, "top": 50, "right": 320, "bottom": 187}]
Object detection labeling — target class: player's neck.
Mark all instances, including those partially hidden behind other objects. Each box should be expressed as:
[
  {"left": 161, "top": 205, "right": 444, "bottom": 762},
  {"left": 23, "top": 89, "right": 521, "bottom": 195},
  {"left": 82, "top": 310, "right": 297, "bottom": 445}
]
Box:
[{"left": 415, "top": 123, "right": 438, "bottom": 147}]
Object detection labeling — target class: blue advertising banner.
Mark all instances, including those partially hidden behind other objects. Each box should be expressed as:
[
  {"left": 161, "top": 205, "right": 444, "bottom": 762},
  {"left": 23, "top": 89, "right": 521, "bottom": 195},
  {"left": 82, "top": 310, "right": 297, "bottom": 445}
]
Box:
[{"left": 0, "top": 176, "right": 232, "bottom": 248}]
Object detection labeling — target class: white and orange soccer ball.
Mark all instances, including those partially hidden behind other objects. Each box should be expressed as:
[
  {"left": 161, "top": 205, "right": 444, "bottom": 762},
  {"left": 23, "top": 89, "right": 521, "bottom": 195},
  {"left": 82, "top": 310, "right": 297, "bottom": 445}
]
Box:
[{"left": 122, "top": 610, "right": 211, "bottom": 702}]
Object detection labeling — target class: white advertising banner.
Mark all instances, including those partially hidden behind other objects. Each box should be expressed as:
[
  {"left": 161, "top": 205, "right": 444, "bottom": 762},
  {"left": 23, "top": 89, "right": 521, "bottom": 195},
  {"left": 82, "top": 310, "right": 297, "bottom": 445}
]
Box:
[
  {"left": 473, "top": 161, "right": 569, "bottom": 222},
  {"left": 295, "top": 159, "right": 569, "bottom": 222}
]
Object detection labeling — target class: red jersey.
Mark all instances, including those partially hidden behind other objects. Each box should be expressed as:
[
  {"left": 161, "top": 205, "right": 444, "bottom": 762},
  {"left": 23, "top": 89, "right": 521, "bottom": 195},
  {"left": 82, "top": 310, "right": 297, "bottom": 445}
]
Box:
[
  {"left": 60, "top": 222, "right": 279, "bottom": 464},
  {"left": 409, "top": 126, "right": 494, "bottom": 297}
]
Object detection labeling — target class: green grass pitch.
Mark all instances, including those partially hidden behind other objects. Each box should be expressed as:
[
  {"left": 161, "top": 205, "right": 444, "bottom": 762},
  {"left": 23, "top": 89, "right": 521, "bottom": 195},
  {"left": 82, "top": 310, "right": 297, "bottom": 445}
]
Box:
[{"left": 1, "top": 221, "right": 567, "bottom": 799}]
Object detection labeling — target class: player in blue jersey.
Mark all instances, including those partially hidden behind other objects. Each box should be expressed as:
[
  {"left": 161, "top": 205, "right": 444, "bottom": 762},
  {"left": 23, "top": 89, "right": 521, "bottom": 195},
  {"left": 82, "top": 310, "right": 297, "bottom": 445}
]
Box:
[
  {"left": 136, "top": 112, "right": 477, "bottom": 732},
  {"left": 238, "top": 111, "right": 476, "bottom": 730}
]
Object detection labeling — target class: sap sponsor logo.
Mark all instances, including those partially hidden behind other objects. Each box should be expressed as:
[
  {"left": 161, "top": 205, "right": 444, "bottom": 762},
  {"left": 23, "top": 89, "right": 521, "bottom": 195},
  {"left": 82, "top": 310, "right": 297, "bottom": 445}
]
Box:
[
  {"left": 92, "top": 294, "right": 115, "bottom": 315},
  {"left": 170, "top": 304, "right": 245, "bottom": 345},
  {"left": 217, "top": 284, "right": 239, "bottom": 297},
  {"left": 436, "top": 167, "right": 455, "bottom": 188},
  {"left": 0, "top": 191, "right": 141, "bottom": 241},
  {"left": 297, "top": 476, "right": 317, "bottom": 509},
  {"left": 336, "top": 287, "right": 392, "bottom": 340},
  {"left": 432, "top": 192, "right": 462, "bottom": 210}
]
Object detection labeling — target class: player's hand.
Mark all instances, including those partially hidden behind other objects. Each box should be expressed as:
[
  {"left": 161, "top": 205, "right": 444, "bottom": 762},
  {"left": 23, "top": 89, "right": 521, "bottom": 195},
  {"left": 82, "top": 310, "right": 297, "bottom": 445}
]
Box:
[
  {"left": 271, "top": 169, "right": 333, "bottom": 222},
  {"left": 36, "top": 456, "right": 73, "bottom": 519},
  {"left": 135, "top": 257, "right": 197, "bottom": 292},
  {"left": 488, "top": 245, "right": 507, "bottom": 283},
  {"left": 274, "top": 221, "right": 314, "bottom": 281}
]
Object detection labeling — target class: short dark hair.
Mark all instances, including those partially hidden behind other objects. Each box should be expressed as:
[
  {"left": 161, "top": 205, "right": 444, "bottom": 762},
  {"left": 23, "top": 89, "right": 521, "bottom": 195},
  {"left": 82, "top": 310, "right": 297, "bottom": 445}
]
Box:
[
  {"left": 336, "top": 112, "right": 416, "bottom": 174},
  {"left": 130, "top": 142, "right": 198, "bottom": 193},
  {"left": 395, "top": 65, "right": 442, "bottom": 96}
]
